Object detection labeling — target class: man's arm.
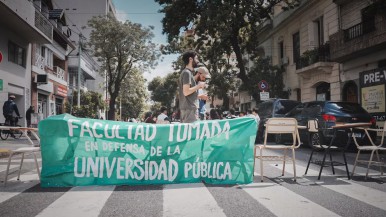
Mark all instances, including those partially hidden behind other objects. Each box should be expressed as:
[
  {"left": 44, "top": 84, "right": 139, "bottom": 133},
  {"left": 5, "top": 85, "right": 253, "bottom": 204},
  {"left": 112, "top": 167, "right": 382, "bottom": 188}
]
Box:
[
  {"left": 183, "top": 83, "right": 205, "bottom": 96},
  {"left": 13, "top": 104, "right": 20, "bottom": 117}
]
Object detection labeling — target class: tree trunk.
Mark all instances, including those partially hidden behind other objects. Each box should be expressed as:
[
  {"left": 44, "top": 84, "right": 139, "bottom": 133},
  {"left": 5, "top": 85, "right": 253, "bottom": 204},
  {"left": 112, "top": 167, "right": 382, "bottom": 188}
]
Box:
[
  {"left": 222, "top": 94, "right": 230, "bottom": 111},
  {"left": 230, "top": 34, "right": 249, "bottom": 84},
  {"left": 108, "top": 96, "right": 116, "bottom": 120}
]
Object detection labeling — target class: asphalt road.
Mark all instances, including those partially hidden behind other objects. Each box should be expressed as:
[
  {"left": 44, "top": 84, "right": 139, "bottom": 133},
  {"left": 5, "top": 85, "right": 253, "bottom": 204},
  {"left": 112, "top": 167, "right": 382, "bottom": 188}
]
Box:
[{"left": 0, "top": 143, "right": 385, "bottom": 217}]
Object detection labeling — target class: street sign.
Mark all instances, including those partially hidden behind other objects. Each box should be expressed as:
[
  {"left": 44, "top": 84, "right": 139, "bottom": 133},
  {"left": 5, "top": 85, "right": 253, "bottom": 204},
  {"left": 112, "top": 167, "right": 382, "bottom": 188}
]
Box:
[
  {"left": 260, "top": 92, "right": 270, "bottom": 101},
  {"left": 258, "top": 80, "right": 269, "bottom": 91}
]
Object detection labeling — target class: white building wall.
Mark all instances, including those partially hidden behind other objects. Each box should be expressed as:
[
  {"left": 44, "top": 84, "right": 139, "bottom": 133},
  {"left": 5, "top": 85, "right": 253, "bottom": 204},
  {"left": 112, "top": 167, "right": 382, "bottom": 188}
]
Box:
[{"left": 0, "top": 26, "right": 32, "bottom": 126}]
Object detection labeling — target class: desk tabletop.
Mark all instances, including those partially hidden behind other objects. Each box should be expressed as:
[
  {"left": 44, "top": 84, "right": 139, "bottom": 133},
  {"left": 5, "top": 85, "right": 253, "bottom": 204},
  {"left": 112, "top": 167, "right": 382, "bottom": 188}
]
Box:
[
  {"left": 332, "top": 122, "right": 372, "bottom": 129},
  {"left": 0, "top": 126, "right": 38, "bottom": 131}
]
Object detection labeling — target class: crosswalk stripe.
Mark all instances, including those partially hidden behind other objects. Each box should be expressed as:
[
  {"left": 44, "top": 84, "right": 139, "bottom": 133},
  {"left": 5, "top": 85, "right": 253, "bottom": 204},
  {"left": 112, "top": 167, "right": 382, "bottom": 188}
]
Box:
[
  {"left": 163, "top": 183, "right": 226, "bottom": 217},
  {"left": 36, "top": 185, "right": 115, "bottom": 217},
  {"left": 241, "top": 172, "right": 340, "bottom": 217},
  {"left": 276, "top": 163, "right": 386, "bottom": 211},
  {"left": 0, "top": 173, "right": 40, "bottom": 203}
]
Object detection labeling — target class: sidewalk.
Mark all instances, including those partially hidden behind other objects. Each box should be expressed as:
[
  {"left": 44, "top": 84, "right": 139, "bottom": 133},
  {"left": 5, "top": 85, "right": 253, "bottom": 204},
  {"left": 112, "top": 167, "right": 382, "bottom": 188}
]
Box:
[{"left": 0, "top": 137, "right": 39, "bottom": 158}]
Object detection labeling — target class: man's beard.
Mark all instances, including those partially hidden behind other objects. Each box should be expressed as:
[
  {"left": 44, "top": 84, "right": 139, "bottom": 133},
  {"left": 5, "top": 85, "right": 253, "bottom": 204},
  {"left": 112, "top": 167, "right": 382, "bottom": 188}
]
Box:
[{"left": 192, "top": 60, "right": 198, "bottom": 68}]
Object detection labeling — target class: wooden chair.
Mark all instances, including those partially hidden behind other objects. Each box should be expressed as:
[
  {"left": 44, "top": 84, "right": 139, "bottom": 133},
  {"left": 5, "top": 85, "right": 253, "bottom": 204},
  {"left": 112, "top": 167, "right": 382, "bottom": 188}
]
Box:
[
  {"left": 3, "top": 147, "right": 41, "bottom": 186},
  {"left": 351, "top": 122, "right": 386, "bottom": 179},
  {"left": 254, "top": 118, "right": 301, "bottom": 182}
]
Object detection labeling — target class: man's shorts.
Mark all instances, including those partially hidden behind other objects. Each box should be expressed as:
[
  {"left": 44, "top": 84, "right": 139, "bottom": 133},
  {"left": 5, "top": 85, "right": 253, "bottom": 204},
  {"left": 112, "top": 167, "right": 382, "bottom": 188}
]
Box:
[{"left": 180, "top": 109, "right": 197, "bottom": 123}]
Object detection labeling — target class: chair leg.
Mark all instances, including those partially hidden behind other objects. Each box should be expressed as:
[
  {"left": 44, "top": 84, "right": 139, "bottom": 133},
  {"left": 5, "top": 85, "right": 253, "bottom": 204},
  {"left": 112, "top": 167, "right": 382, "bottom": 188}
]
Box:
[
  {"left": 260, "top": 148, "right": 264, "bottom": 182},
  {"left": 305, "top": 150, "right": 315, "bottom": 175},
  {"left": 342, "top": 151, "right": 350, "bottom": 180},
  {"left": 253, "top": 146, "right": 256, "bottom": 176},
  {"left": 366, "top": 150, "right": 375, "bottom": 180},
  {"left": 17, "top": 153, "right": 25, "bottom": 180},
  {"left": 282, "top": 149, "right": 287, "bottom": 176},
  {"left": 352, "top": 150, "right": 361, "bottom": 177},
  {"left": 33, "top": 152, "right": 41, "bottom": 180},
  {"left": 318, "top": 150, "right": 328, "bottom": 180},
  {"left": 375, "top": 150, "right": 383, "bottom": 176},
  {"left": 4, "top": 152, "right": 14, "bottom": 186},
  {"left": 329, "top": 151, "right": 335, "bottom": 175},
  {"left": 292, "top": 148, "right": 296, "bottom": 182}
]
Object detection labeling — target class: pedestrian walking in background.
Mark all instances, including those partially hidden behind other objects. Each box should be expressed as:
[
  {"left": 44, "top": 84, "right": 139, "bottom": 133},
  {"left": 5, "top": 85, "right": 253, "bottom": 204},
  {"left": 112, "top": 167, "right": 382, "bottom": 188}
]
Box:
[
  {"left": 178, "top": 50, "right": 206, "bottom": 123},
  {"left": 26, "top": 106, "right": 34, "bottom": 127},
  {"left": 157, "top": 106, "right": 170, "bottom": 124}
]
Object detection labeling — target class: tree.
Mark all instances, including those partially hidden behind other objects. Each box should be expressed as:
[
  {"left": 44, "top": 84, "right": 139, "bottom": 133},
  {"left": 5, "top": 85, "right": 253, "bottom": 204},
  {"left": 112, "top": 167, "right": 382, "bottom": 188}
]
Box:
[
  {"left": 119, "top": 68, "right": 148, "bottom": 120},
  {"left": 65, "top": 90, "right": 105, "bottom": 118},
  {"left": 87, "top": 14, "right": 159, "bottom": 120},
  {"left": 155, "top": 0, "right": 300, "bottom": 90},
  {"left": 240, "top": 57, "right": 286, "bottom": 101},
  {"left": 148, "top": 72, "right": 179, "bottom": 110}
]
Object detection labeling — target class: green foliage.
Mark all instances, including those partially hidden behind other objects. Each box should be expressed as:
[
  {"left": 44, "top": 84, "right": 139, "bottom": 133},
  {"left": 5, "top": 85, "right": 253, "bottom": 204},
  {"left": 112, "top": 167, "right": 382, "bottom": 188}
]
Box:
[
  {"left": 64, "top": 90, "right": 105, "bottom": 118},
  {"left": 240, "top": 57, "right": 286, "bottom": 101},
  {"left": 87, "top": 14, "right": 160, "bottom": 120},
  {"left": 148, "top": 72, "right": 179, "bottom": 109},
  {"left": 155, "top": 0, "right": 300, "bottom": 85},
  {"left": 119, "top": 68, "right": 148, "bottom": 120}
]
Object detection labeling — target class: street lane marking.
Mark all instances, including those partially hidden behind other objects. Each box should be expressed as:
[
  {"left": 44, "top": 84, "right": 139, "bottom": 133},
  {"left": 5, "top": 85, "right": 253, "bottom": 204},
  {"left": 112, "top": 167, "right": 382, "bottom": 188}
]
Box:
[
  {"left": 163, "top": 183, "right": 226, "bottom": 217},
  {"left": 241, "top": 174, "right": 339, "bottom": 217},
  {"left": 276, "top": 163, "right": 386, "bottom": 211},
  {"left": 0, "top": 173, "right": 40, "bottom": 203},
  {"left": 36, "top": 186, "right": 115, "bottom": 217}
]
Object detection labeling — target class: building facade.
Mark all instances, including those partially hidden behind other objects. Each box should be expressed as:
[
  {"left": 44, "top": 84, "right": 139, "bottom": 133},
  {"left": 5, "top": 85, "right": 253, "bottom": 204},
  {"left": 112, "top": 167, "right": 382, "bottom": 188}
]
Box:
[{"left": 0, "top": 0, "right": 53, "bottom": 126}]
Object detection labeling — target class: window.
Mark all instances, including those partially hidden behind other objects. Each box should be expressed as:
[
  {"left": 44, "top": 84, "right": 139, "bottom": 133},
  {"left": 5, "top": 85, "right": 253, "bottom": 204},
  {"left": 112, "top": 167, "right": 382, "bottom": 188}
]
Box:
[
  {"left": 8, "top": 41, "right": 26, "bottom": 67},
  {"left": 292, "top": 32, "right": 300, "bottom": 65},
  {"left": 314, "top": 16, "right": 324, "bottom": 47}
]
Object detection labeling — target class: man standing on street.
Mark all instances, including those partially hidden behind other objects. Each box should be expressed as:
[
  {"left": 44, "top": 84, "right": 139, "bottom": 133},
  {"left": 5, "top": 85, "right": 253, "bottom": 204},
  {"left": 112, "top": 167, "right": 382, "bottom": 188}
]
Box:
[
  {"left": 195, "top": 66, "right": 211, "bottom": 120},
  {"left": 26, "top": 106, "right": 34, "bottom": 127},
  {"left": 178, "top": 51, "right": 206, "bottom": 123}
]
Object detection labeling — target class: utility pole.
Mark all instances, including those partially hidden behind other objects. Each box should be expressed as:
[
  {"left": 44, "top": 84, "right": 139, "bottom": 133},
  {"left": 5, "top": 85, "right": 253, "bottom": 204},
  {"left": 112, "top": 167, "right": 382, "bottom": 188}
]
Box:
[{"left": 77, "top": 34, "right": 83, "bottom": 107}]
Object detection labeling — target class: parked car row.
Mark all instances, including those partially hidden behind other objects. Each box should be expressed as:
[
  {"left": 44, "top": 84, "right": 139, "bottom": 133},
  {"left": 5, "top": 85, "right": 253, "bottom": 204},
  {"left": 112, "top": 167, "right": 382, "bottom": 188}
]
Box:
[{"left": 256, "top": 99, "right": 376, "bottom": 148}]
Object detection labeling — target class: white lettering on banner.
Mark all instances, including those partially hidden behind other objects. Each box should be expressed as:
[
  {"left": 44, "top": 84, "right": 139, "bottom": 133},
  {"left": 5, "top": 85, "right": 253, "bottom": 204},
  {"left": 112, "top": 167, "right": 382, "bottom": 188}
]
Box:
[
  {"left": 74, "top": 157, "right": 180, "bottom": 181},
  {"left": 67, "top": 119, "right": 231, "bottom": 142},
  {"left": 169, "top": 121, "right": 230, "bottom": 142},
  {"left": 184, "top": 162, "right": 232, "bottom": 180}
]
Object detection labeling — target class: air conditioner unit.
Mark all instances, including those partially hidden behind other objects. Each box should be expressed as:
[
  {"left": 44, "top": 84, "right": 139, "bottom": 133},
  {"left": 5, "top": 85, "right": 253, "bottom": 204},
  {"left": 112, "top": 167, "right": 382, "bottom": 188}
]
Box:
[
  {"left": 36, "top": 74, "right": 48, "bottom": 84},
  {"left": 281, "top": 57, "right": 289, "bottom": 65}
]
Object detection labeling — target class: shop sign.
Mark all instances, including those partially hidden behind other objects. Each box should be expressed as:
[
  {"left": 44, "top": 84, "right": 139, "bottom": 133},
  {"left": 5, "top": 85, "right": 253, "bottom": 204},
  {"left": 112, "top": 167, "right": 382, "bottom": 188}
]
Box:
[{"left": 55, "top": 85, "right": 68, "bottom": 97}]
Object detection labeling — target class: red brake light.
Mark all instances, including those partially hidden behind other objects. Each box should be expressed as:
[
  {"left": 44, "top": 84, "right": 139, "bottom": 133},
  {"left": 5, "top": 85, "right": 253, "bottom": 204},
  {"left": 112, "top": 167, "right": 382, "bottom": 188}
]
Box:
[
  {"left": 370, "top": 117, "right": 376, "bottom": 125},
  {"left": 322, "top": 114, "right": 336, "bottom": 122}
]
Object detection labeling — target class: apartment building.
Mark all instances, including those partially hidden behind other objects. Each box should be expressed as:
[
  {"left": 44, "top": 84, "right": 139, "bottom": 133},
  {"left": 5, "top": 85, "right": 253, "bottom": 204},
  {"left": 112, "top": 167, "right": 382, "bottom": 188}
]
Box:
[
  {"left": 256, "top": 0, "right": 340, "bottom": 103},
  {"left": 330, "top": 0, "right": 386, "bottom": 129},
  {"left": 31, "top": 0, "right": 75, "bottom": 121},
  {"left": 53, "top": 0, "right": 116, "bottom": 119},
  {"left": 0, "top": 0, "right": 53, "bottom": 126}
]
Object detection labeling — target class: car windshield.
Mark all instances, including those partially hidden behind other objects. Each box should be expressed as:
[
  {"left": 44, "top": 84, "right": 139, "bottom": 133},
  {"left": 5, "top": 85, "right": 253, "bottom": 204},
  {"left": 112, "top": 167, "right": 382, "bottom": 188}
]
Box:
[
  {"left": 325, "top": 102, "right": 368, "bottom": 114},
  {"left": 275, "top": 100, "right": 301, "bottom": 115}
]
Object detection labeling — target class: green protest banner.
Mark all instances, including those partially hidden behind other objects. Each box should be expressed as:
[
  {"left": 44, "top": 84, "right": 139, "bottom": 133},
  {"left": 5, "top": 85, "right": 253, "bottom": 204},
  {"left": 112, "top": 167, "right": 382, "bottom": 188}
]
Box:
[{"left": 38, "top": 114, "right": 257, "bottom": 187}]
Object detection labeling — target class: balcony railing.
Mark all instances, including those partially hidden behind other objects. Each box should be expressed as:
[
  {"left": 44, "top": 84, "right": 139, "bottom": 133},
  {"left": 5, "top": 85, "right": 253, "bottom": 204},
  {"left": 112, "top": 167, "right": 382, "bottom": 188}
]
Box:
[
  {"left": 296, "top": 43, "right": 331, "bottom": 70},
  {"left": 344, "top": 20, "right": 375, "bottom": 41},
  {"left": 54, "top": 66, "right": 66, "bottom": 81},
  {"left": 330, "top": 16, "right": 386, "bottom": 62},
  {"left": 35, "top": 9, "right": 53, "bottom": 39},
  {"left": 34, "top": 53, "right": 45, "bottom": 70}
]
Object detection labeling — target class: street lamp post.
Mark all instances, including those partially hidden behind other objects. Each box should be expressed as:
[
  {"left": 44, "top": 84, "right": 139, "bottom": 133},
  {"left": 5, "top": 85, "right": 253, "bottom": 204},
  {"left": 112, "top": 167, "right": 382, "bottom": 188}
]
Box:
[{"left": 77, "top": 34, "right": 83, "bottom": 107}]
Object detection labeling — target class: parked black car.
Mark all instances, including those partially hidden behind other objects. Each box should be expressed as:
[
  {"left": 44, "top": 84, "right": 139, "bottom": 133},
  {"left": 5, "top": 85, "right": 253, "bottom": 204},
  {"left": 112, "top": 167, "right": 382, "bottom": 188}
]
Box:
[
  {"left": 256, "top": 98, "right": 301, "bottom": 142},
  {"left": 282, "top": 101, "right": 376, "bottom": 147}
]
